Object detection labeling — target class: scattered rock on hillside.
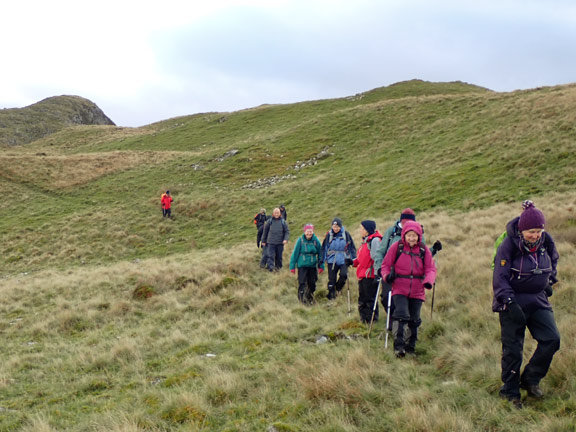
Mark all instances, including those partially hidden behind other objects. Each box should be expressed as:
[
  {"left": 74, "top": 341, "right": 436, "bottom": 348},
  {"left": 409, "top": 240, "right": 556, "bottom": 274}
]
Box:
[
  {"left": 215, "top": 149, "right": 239, "bottom": 161},
  {"left": 241, "top": 174, "right": 298, "bottom": 189},
  {"left": 292, "top": 145, "right": 333, "bottom": 170}
]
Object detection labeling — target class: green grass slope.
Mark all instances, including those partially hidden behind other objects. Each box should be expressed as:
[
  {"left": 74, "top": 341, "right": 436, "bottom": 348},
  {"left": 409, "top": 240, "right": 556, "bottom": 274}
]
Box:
[
  {"left": 0, "top": 80, "right": 574, "bottom": 275},
  {"left": 1, "top": 80, "right": 576, "bottom": 431},
  {"left": 0, "top": 196, "right": 575, "bottom": 431},
  {"left": 0, "top": 96, "right": 115, "bottom": 147}
]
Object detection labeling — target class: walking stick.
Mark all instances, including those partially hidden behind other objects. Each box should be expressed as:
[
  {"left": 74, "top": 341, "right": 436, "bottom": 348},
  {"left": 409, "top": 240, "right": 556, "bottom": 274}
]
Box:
[
  {"left": 431, "top": 252, "right": 438, "bottom": 320},
  {"left": 368, "top": 278, "right": 382, "bottom": 339},
  {"left": 347, "top": 278, "right": 351, "bottom": 317},
  {"left": 384, "top": 289, "right": 392, "bottom": 349}
]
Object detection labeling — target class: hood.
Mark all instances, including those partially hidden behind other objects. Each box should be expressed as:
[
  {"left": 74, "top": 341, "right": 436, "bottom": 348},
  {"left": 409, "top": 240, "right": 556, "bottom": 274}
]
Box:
[
  {"left": 401, "top": 221, "right": 423, "bottom": 244},
  {"left": 505, "top": 216, "right": 521, "bottom": 239}
]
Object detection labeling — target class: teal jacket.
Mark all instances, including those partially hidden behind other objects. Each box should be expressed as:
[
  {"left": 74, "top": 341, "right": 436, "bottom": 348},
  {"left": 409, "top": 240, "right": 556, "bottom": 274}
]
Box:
[{"left": 289, "top": 234, "right": 324, "bottom": 270}]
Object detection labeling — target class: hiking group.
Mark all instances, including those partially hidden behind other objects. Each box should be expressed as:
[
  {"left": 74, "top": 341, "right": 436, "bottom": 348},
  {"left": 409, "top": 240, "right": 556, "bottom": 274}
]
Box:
[
  {"left": 255, "top": 207, "right": 442, "bottom": 359},
  {"left": 254, "top": 200, "right": 561, "bottom": 408}
]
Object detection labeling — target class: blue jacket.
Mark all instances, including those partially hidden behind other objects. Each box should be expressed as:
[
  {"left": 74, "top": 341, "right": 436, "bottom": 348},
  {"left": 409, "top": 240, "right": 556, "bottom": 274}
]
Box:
[
  {"left": 492, "top": 217, "right": 559, "bottom": 313},
  {"left": 321, "top": 228, "right": 357, "bottom": 267}
]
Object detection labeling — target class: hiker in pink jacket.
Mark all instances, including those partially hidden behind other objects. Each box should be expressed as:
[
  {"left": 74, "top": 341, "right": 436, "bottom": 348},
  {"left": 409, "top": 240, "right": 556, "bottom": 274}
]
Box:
[{"left": 380, "top": 220, "right": 436, "bottom": 357}]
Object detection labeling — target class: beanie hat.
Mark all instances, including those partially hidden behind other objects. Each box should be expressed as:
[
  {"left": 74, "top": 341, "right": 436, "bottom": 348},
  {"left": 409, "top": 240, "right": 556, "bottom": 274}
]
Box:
[
  {"left": 518, "top": 200, "right": 545, "bottom": 231},
  {"left": 303, "top": 224, "right": 314, "bottom": 232},
  {"left": 332, "top": 218, "right": 343, "bottom": 228},
  {"left": 400, "top": 208, "right": 416, "bottom": 221},
  {"left": 361, "top": 220, "right": 376, "bottom": 236}
]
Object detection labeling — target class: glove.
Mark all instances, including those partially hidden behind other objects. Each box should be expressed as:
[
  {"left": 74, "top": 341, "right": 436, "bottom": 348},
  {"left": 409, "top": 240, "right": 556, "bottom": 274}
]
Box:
[
  {"left": 318, "top": 268, "right": 324, "bottom": 274},
  {"left": 290, "top": 269, "right": 295, "bottom": 274},
  {"left": 345, "top": 258, "right": 354, "bottom": 266},
  {"left": 385, "top": 274, "right": 394, "bottom": 284},
  {"left": 507, "top": 301, "right": 526, "bottom": 324},
  {"left": 545, "top": 284, "right": 553, "bottom": 297},
  {"left": 433, "top": 240, "right": 442, "bottom": 252},
  {"left": 377, "top": 268, "right": 382, "bottom": 278},
  {"left": 423, "top": 282, "right": 432, "bottom": 289}
]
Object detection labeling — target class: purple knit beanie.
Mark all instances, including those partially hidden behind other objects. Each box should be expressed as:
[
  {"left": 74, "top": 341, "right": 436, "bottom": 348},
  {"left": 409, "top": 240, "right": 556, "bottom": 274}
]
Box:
[{"left": 518, "top": 200, "right": 545, "bottom": 231}]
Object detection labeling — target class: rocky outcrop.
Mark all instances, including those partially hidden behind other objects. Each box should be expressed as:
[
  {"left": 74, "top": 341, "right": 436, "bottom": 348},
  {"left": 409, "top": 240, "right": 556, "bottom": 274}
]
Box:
[{"left": 0, "top": 95, "right": 115, "bottom": 146}]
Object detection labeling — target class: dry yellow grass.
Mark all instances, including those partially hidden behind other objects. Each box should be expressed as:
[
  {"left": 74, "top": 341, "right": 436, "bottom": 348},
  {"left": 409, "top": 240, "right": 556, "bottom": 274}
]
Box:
[
  {"left": 0, "top": 151, "right": 193, "bottom": 189},
  {"left": 1, "top": 192, "right": 575, "bottom": 430}
]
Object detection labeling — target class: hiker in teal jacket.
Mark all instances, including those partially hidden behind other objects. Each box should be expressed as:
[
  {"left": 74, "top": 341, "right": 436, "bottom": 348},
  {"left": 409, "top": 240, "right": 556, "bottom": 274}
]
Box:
[{"left": 290, "top": 224, "right": 324, "bottom": 304}]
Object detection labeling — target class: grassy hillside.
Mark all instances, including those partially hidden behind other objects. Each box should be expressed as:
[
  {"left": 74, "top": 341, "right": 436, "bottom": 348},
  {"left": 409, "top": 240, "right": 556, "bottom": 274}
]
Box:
[
  {"left": 0, "top": 96, "right": 115, "bottom": 147},
  {"left": 1, "top": 196, "right": 575, "bottom": 431},
  {"left": 0, "top": 80, "right": 576, "bottom": 430},
  {"left": 0, "top": 80, "right": 574, "bottom": 275}
]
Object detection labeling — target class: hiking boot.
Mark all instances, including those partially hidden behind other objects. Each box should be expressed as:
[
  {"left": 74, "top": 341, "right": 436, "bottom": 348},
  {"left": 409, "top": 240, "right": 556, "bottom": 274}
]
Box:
[
  {"left": 405, "top": 346, "right": 416, "bottom": 356},
  {"left": 521, "top": 383, "right": 544, "bottom": 398},
  {"left": 499, "top": 391, "right": 523, "bottom": 409},
  {"left": 394, "top": 348, "right": 405, "bottom": 358},
  {"left": 326, "top": 290, "right": 336, "bottom": 300}
]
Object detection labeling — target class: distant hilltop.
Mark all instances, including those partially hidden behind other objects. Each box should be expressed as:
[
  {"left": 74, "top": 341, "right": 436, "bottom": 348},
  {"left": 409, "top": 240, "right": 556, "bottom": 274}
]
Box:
[{"left": 0, "top": 95, "right": 115, "bottom": 146}]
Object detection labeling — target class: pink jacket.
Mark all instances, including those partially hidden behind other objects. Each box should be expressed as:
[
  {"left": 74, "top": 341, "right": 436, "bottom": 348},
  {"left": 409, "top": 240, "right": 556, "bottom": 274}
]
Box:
[{"left": 380, "top": 221, "right": 436, "bottom": 301}]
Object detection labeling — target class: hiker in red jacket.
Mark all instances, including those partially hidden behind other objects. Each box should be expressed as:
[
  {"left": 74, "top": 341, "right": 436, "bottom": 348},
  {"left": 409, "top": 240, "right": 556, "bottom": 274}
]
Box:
[
  {"left": 353, "top": 220, "right": 382, "bottom": 324},
  {"left": 381, "top": 220, "right": 436, "bottom": 357},
  {"left": 161, "top": 190, "right": 173, "bottom": 218}
]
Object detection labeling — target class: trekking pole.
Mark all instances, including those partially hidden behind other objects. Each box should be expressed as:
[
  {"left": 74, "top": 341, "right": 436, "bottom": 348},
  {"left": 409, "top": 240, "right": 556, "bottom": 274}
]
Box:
[
  {"left": 431, "top": 252, "right": 438, "bottom": 320},
  {"left": 347, "top": 278, "right": 351, "bottom": 317},
  {"left": 368, "top": 278, "right": 382, "bottom": 339},
  {"left": 384, "top": 290, "right": 392, "bottom": 349}
]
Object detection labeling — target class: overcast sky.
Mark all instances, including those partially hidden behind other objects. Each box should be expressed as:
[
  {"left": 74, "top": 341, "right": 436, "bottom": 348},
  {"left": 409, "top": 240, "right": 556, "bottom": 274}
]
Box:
[{"left": 2, "top": 0, "right": 575, "bottom": 127}]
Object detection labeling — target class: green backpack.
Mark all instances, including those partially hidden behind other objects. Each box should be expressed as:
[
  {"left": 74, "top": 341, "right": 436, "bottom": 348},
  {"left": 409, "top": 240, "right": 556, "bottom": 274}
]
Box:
[{"left": 491, "top": 232, "right": 507, "bottom": 270}]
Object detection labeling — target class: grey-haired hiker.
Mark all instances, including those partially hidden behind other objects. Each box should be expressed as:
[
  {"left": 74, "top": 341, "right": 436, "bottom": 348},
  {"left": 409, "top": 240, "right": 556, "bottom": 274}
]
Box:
[{"left": 261, "top": 207, "right": 290, "bottom": 272}]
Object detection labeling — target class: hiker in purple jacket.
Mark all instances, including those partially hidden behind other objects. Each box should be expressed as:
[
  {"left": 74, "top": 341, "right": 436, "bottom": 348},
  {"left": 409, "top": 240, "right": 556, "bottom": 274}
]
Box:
[{"left": 492, "top": 201, "right": 560, "bottom": 409}]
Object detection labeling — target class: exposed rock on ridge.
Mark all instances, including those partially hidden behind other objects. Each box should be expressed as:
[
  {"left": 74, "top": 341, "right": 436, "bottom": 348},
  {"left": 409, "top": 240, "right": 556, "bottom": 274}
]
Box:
[{"left": 0, "top": 95, "right": 116, "bottom": 146}]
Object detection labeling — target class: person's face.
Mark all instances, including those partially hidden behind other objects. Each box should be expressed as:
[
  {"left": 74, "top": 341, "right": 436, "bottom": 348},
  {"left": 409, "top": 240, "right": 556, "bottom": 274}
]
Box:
[
  {"left": 332, "top": 223, "right": 341, "bottom": 233},
  {"left": 405, "top": 231, "right": 419, "bottom": 247},
  {"left": 304, "top": 229, "right": 314, "bottom": 239},
  {"left": 522, "top": 228, "right": 543, "bottom": 244},
  {"left": 360, "top": 225, "right": 368, "bottom": 237},
  {"left": 273, "top": 209, "right": 281, "bottom": 218}
]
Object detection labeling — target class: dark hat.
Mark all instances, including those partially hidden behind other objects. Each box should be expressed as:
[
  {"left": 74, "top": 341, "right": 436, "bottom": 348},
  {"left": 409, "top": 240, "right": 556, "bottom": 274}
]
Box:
[
  {"left": 166, "top": 190, "right": 170, "bottom": 194},
  {"left": 400, "top": 208, "right": 416, "bottom": 221},
  {"left": 361, "top": 220, "right": 376, "bottom": 235},
  {"left": 518, "top": 200, "right": 545, "bottom": 231},
  {"left": 332, "top": 218, "right": 343, "bottom": 228}
]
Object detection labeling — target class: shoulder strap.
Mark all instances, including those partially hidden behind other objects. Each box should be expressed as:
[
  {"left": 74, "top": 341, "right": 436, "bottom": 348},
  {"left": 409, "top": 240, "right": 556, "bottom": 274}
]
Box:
[{"left": 395, "top": 242, "right": 425, "bottom": 263}]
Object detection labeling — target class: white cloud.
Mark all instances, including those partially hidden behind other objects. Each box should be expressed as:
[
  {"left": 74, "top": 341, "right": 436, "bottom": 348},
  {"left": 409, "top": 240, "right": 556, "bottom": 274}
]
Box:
[{"left": 1, "top": 0, "right": 575, "bottom": 126}]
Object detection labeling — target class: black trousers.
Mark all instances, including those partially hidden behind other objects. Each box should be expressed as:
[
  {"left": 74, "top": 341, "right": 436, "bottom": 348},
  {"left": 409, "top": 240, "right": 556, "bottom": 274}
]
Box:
[
  {"left": 392, "top": 295, "right": 423, "bottom": 351},
  {"left": 298, "top": 267, "right": 318, "bottom": 303},
  {"left": 267, "top": 243, "right": 284, "bottom": 270},
  {"left": 259, "top": 245, "right": 268, "bottom": 267},
  {"left": 499, "top": 307, "right": 560, "bottom": 399},
  {"left": 327, "top": 263, "right": 348, "bottom": 291},
  {"left": 358, "top": 278, "right": 379, "bottom": 323}
]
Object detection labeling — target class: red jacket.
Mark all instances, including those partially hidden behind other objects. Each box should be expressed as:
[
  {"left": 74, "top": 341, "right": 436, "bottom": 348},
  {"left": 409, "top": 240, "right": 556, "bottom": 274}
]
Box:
[
  {"left": 380, "top": 221, "right": 436, "bottom": 301},
  {"left": 161, "top": 194, "right": 173, "bottom": 209},
  {"left": 353, "top": 231, "right": 382, "bottom": 279}
]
